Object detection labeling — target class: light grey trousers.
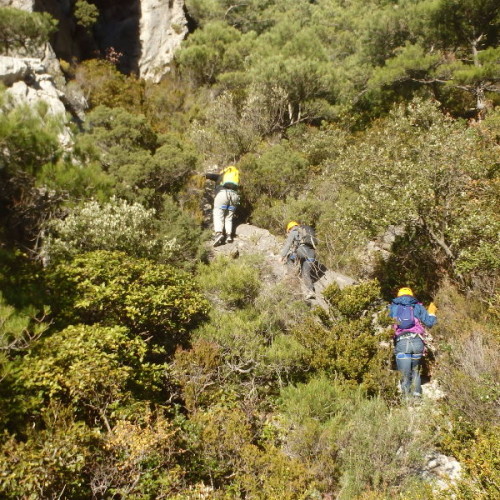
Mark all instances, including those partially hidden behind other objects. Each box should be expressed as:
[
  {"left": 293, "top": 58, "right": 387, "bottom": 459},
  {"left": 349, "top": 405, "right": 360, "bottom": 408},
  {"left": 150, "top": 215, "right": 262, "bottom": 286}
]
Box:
[{"left": 213, "top": 189, "right": 240, "bottom": 235}]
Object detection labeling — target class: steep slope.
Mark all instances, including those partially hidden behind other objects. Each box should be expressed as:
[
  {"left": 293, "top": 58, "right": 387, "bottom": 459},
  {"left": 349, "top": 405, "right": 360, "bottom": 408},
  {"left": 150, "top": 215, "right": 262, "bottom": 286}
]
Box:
[{"left": 211, "top": 223, "right": 356, "bottom": 309}]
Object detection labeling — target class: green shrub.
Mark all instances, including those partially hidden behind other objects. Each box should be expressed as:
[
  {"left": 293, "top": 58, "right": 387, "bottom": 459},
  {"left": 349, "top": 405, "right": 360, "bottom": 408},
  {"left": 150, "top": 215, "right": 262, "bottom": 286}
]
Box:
[
  {"left": 73, "top": 60, "right": 145, "bottom": 111},
  {"left": 0, "top": 406, "right": 97, "bottom": 499},
  {"left": 323, "top": 280, "right": 381, "bottom": 320},
  {"left": 196, "top": 255, "right": 262, "bottom": 309},
  {"left": 277, "top": 376, "right": 362, "bottom": 493},
  {"left": 186, "top": 405, "right": 315, "bottom": 497},
  {"left": 46, "top": 250, "right": 209, "bottom": 347},
  {"left": 16, "top": 324, "right": 155, "bottom": 420},
  {"left": 337, "top": 398, "right": 433, "bottom": 499},
  {"left": 74, "top": 0, "right": 99, "bottom": 31},
  {"left": 240, "top": 142, "right": 309, "bottom": 207},
  {"left": 0, "top": 7, "right": 57, "bottom": 56},
  {"left": 172, "top": 339, "right": 224, "bottom": 412},
  {"left": 44, "top": 197, "right": 175, "bottom": 263}
]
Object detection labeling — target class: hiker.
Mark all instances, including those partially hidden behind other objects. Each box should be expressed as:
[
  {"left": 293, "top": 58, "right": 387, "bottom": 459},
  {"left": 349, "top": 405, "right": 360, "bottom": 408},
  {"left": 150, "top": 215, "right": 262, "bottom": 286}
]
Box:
[
  {"left": 280, "top": 221, "right": 317, "bottom": 300},
  {"left": 204, "top": 165, "right": 240, "bottom": 246},
  {"left": 389, "top": 287, "right": 437, "bottom": 398}
]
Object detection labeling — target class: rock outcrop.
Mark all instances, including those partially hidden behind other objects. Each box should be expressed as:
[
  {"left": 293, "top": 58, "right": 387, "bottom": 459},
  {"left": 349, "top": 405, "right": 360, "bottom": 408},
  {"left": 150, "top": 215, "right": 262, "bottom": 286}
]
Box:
[
  {"left": 212, "top": 223, "right": 356, "bottom": 308},
  {"left": 2, "top": 0, "right": 188, "bottom": 81},
  {"left": 0, "top": 55, "right": 73, "bottom": 146}
]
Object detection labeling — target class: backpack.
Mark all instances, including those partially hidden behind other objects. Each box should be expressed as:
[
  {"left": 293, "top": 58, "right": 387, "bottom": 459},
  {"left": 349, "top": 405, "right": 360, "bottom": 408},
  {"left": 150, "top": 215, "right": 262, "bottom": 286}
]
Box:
[
  {"left": 297, "top": 225, "right": 318, "bottom": 249},
  {"left": 396, "top": 304, "right": 415, "bottom": 330},
  {"left": 221, "top": 166, "right": 239, "bottom": 189}
]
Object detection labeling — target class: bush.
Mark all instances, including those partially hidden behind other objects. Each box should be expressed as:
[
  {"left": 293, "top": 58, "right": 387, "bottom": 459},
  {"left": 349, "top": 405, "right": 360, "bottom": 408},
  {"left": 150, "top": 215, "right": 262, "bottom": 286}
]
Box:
[
  {"left": 46, "top": 250, "right": 209, "bottom": 348},
  {"left": 44, "top": 197, "right": 175, "bottom": 263},
  {"left": 278, "top": 376, "right": 364, "bottom": 492},
  {"left": 323, "top": 279, "right": 382, "bottom": 320},
  {"left": 0, "top": 407, "right": 97, "bottom": 499},
  {"left": 0, "top": 7, "right": 57, "bottom": 56},
  {"left": 336, "top": 398, "right": 434, "bottom": 499},
  {"left": 16, "top": 324, "right": 156, "bottom": 422},
  {"left": 73, "top": 60, "right": 145, "bottom": 112},
  {"left": 196, "top": 255, "right": 263, "bottom": 309},
  {"left": 74, "top": 0, "right": 99, "bottom": 31},
  {"left": 240, "top": 142, "right": 309, "bottom": 207}
]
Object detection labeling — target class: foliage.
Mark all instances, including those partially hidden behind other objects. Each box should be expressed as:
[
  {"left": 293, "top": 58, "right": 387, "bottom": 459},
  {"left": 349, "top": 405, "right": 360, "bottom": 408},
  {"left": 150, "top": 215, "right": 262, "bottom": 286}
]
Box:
[
  {"left": 0, "top": 7, "right": 57, "bottom": 56},
  {"left": 44, "top": 197, "right": 177, "bottom": 263},
  {"left": 89, "top": 413, "right": 184, "bottom": 498},
  {"left": 0, "top": 406, "right": 98, "bottom": 499},
  {"left": 0, "top": 100, "right": 65, "bottom": 249},
  {"left": 196, "top": 254, "right": 263, "bottom": 309},
  {"left": 74, "top": 0, "right": 99, "bottom": 31},
  {"left": 323, "top": 280, "right": 382, "bottom": 320},
  {"left": 73, "top": 59, "right": 145, "bottom": 111},
  {"left": 336, "top": 398, "right": 433, "bottom": 499},
  {"left": 240, "top": 141, "right": 309, "bottom": 208},
  {"left": 430, "top": 283, "right": 500, "bottom": 499},
  {"left": 177, "top": 21, "right": 251, "bottom": 85},
  {"left": 316, "top": 98, "right": 499, "bottom": 286},
  {"left": 1, "top": 1, "right": 499, "bottom": 496},
  {"left": 14, "top": 324, "right": 158, "bottom": 424},
  {"left": 46, "top": 251, "right": 209, "bottom": 347},
  {"left": 78, "top": 106, "right": 201, "bottom": 206},
  {"left": 186, "top": 405, "right": 315, "bottom": 496}
]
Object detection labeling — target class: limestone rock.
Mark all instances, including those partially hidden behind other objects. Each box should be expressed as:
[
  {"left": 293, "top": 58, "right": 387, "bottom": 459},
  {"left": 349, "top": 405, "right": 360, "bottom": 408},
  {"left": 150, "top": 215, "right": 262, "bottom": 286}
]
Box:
[
  {"left": 0, "top": 56, "right": 31, "bottom": 86},
  {"left": 422, "top": 452, "right": 462, "bottom": 491},
  {"left": 210, "top": 223, "right": 356, "bottom": 308},
  {"left": 0, "top": 0, "right": 34, "bottom": 9},
  {"left": 1, "top": 56, "right": 72, "bottom": 147},
  {"left": 138, "top": 0, "right": 188, "bottom": 82}
]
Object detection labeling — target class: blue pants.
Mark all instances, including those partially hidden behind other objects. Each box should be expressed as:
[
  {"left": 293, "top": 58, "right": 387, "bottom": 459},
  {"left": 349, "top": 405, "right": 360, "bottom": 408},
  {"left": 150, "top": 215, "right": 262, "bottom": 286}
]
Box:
[{"left": 394, "top": 336, "right": 425, "bottom": 396}]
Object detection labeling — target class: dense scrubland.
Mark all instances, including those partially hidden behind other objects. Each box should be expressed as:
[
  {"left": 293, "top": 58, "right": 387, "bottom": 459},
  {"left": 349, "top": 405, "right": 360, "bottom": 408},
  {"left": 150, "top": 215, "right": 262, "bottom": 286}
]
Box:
[{"left": 1, "top": 1, "right": 499, "bottom": 498}]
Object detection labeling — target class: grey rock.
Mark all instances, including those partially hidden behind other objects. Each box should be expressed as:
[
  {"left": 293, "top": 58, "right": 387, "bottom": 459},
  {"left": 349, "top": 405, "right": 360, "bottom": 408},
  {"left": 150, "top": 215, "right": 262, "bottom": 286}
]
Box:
[
  {"left": 210, "top": 223, "right": 356, "bottom": 307},
  {"left": 138, "top": 0, "right": 188, "bottom": 82}
]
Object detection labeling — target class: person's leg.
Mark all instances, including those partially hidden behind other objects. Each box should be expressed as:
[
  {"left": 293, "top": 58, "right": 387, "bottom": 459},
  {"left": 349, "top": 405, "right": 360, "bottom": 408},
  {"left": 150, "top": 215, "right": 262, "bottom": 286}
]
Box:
[
  {"left": 395, "top": 339, "right": 413, "bottom": 396},
  {"left": 297, "top": 246, "right": 316, "bottom": 295},
  {"left": 223, "top": 191, "right": 240, "bottom": 240},
  {"left": 395, "top": 353, "right": 413, "bottom": 395},
  {"left": 410, "top": 354, "right": 423, "bottom": 395},
  {"left": 408, "top": 337, "right": 425, "bottom": 396},
  {"left": 213, "top": 190, "right": 227, "bottom": 235}
]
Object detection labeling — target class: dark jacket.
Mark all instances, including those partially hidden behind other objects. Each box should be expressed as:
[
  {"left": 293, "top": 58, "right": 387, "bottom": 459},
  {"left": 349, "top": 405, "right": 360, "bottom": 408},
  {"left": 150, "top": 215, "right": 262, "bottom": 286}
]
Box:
[{"left": 389, "top": 295, "right": 437, "bottom": 336}]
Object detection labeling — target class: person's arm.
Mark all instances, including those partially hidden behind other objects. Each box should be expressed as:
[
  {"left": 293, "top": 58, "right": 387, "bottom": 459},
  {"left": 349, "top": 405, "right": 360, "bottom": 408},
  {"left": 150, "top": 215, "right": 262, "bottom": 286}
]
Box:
[
  {"left": 205, "top": 173, "right": 219, "bottom": 182},
  {"left": 280, "top": 230, "right": 297, "bottom": 258},
  {"left": 388, "top": 303, "right": 397, "bottom": 319},
  {"left": 415, "top": 303, "right": 437, "bottom": 328}
]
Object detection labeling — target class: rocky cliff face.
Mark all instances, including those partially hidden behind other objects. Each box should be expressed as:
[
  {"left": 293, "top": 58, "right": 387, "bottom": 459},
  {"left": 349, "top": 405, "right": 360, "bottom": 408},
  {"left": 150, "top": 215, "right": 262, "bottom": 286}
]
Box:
[
  {"left": 0, "top": 55, "right": 74, "bottom": 146},
  {"left": 2, "top": 0, "right": 188, "bottom": 80},
  {"left": 138, "top": 0, "right": 188, "bottom": 81}
]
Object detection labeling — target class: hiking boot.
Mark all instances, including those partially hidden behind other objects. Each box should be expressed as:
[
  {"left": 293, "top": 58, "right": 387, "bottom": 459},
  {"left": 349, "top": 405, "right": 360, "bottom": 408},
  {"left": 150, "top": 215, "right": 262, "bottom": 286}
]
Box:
[
  {"left": 212, "top": 232, "right": 224, "bottom": 247},
  {"left": 226, "top": 236, "right": 233, "bottom": 243}
]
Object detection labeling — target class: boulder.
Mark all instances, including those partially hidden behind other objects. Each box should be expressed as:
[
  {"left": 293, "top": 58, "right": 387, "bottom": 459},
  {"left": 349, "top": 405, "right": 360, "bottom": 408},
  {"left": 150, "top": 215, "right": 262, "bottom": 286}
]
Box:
[{"left": 211, "top": 223, "right": 356, "bottom": 308}]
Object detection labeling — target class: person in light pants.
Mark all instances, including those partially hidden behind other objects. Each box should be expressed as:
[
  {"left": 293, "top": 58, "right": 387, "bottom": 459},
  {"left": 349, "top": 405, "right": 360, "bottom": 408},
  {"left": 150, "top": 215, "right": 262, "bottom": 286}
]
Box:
[
  {"left": 205, "top": 166, "right": 240, "bottom": 246},
  {"left": 212, "top": 188, "right": 240, "bottom": 244}
]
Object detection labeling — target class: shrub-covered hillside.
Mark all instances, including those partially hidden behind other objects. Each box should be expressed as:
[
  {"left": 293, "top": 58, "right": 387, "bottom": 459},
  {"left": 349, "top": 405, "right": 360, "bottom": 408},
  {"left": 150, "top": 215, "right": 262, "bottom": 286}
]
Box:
[{"left": 0, "top": 1, "right": 499, "bottom": 498}]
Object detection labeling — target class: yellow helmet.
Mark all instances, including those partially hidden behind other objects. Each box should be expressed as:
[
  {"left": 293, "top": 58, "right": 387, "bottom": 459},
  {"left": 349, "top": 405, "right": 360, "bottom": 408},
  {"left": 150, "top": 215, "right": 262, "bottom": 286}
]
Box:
[
  {"left": 286, "top": 221, "right": 299, "bottom": 232},
  {"left": 397, "top": 287, "right": 414, "bottom": 297}
]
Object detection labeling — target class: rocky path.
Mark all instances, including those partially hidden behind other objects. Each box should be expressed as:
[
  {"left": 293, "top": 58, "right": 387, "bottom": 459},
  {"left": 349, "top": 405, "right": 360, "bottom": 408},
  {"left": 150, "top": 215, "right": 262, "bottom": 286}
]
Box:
[{"left": 210, "top": 223, "right": 356, "bottom": 309}]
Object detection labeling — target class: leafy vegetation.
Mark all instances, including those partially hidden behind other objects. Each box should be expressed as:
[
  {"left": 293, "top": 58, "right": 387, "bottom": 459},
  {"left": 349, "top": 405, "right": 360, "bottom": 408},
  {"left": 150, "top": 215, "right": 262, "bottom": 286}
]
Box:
[{"left": 0, "top": 2, "right": 499, "bottom": 498}]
